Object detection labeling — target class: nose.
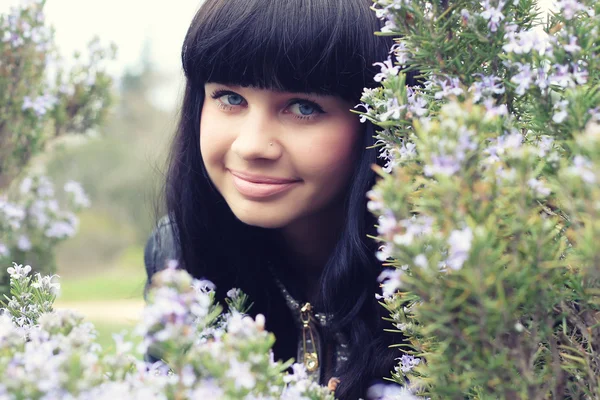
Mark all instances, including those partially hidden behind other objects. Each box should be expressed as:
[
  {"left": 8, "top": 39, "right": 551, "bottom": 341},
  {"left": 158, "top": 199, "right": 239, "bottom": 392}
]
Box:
[{"left": 230, "top": 108, "right": 281, "bottom": 161}]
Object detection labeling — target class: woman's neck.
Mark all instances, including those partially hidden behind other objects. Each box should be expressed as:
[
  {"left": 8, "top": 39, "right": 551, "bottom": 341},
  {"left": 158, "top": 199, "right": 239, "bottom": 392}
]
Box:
[{"left": 278, "top": 205, "right": 345, "bottom": 303}]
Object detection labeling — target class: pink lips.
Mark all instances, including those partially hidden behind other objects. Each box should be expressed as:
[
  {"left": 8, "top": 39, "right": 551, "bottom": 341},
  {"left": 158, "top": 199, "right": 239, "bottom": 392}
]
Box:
[{"left": 229, "top": 170, "right": 300, "bottom": 198}]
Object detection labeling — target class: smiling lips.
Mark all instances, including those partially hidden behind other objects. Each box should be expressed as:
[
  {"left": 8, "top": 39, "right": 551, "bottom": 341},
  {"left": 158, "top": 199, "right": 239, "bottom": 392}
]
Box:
[{"left": 229, "top": 170, "right": 300, "bottom": 198}]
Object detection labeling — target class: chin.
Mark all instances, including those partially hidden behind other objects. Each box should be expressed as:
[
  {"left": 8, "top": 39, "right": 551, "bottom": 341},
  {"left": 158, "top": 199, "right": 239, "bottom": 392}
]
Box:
[{"left": 231, "top": 208, "right": 292, "bottom": 229}]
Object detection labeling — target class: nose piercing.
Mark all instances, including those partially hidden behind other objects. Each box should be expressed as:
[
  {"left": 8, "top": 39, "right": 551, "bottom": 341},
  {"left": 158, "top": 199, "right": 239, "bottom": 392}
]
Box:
[{"left": 269, "top": 142, "right": 273, "bottom": 146}]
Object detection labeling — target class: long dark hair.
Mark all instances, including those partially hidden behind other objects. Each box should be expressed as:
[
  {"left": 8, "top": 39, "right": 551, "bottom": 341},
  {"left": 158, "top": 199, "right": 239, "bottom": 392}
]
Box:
[{"left": 162, "top": 0, "right": 413, "bottom": 398}]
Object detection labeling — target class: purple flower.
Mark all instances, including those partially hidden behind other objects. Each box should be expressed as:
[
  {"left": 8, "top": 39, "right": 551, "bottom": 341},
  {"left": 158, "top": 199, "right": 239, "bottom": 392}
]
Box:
[
  {"left": 380, "top": 97, "right": 407, "bottom": 122},
  {"left": 563, "top": 35, "right": 581, "bottom": 53},
  {"left": 480, "top": 0, "right": 506, "bottom": 33},
  {"left": 503, "top": 29, "right": 554, "bottom": 56},
  {"left": 434, "top": 76, "right": 464, "bottom": 100},
  {"left": 44, "top": 219, "right": 77, "bottom": 239},
  {"left": 552, "top": 99, "right": 569, "bottom": 124},
  {"left": 377, "top": 211, "right": 398, "bottom": 237},
  {"left": 511, "top": 63, "right": 533, "bottom": 96},
  {"left": 555, "top": 0, "right": 586, "bottom": 20},
  {"left": 0, "top": 243, "right": 9, "bottom": 257},
  {"left": 398, "top": 354, "right": 421, "bottom": 374},
  {"left": 469, "top": 74, "right": 505, "bottom": 103},
  {"left": 446, "top": 227, "right": 473, "bottom": 270},
  {"left": 407, "top": 88, "right": 428, "bottom": 117},
  {"left": 390, "top": 41, "right": 411, "bottom": 66},
  {"left": 484, "top": 131, "right": 523, "bottom": 163},
  {"left": 376, "top": 268, "right": 404, "bottom": 299},
  {"left": 527, "top": 178, "right": 551, "bottom": 198},
  {"left": 570, "top": 155, "right": 596, "bottom": 183},
  {"left": 64, "top": 181, "right": 91, "bottom": 208},
  {"left": 549, "top": 64, "right": 575, "bottom": 88},
  {"left": 17, "top": 235, "right": 32, "bottom": 251},
  {"left": 22, "top": 94, "right": 57, "bottom": 117},
  {"left": 482, "top": 98, "right": 508, "bottom": 118},
  {"left": 373, "top": 57, "right": 400, "bottom": 83}
]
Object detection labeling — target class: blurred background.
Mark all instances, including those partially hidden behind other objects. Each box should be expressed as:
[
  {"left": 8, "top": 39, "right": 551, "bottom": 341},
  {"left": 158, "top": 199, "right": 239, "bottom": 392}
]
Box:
[{"left": 0, "top": 0, "right": 203, "bottom": 349}]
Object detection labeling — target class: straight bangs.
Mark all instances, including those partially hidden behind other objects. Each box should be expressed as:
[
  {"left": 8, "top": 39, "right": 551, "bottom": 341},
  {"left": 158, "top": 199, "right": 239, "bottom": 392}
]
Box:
[{"left": 182, "top": 0, "right": 392, "bottom": 101}]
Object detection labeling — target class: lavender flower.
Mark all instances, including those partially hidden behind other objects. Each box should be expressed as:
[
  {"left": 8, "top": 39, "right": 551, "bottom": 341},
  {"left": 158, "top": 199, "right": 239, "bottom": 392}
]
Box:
[
  {"left": 569, "top": 155, "right": 596, "bottom": 183},
  {"left": 377, "top": 268, "right": 404, "bottom": 299},
  {"left": 527, "top": 178, "right": 551, "bottom": 198},
  {"left": 480, "top": 0, "right": 506, "bottom": 33},
  {"left": 391, "top": 41, "right": 411, "bottom": 66},
  {"left": 0, "top": 243, "right": 9, "bottom": 257},
  {"left": 446, "top": 227, "right": 473, "bottom": 271},
  {"left": 484, "top": 131, "right": 523, "bottom": 164},
  {"left": 64, "top": 181, "right": 91, "bottom": 208},
  {"left": 394, "top": 215, "right": 434, "bottom": 246},
  {"left": 414, "top": 254, "right": 428, "bottom": 268},
  {"left": 378, "top": 211, "right": 398, "bottom": 237},
  {"left": 380, "top": 97, "right": 407, "bottom": 122},
  {"left": 549, "top": 64, "right": 576, "bottom": 88},
  {"left": 6, "top": 263, "right": 32, "bottom": 280},
  {"left": 511, "top": 63, "right": 533, "bottom": 96},
  {"left": 227, "top": 357, "right": 256, "bottom": 389},
  {"left": 398, "top": 354, "right": 421, "bottom": 374},
  {"left": 16, "top": 235, "right": 32, "bottom": 251},
  {"left": 22, "top": 94, "right": 57, "bottom": 117},
  {"left": 563, "top": 35, "right": 582, "bottom": 53},
  {"left": 552, "top": 100, "right": 569, "bottom": 124},
  {"left": 503, "top": 29, "right": 554, "bottom": 56},
  {"left": 366, "top": 382, "right": 419, "bottom": 400},
  {"left": 469, "top": 74, "right": 505, "bottom": 103},
  {"left": 434, "top": 76, "right": 464, "bottom": 100},
  {"left": 376, "top": 243, "right": 393, "bottom": 262},
  {"left": 407, "top": 88, "right": 428, "bottom": 117},
  {"left": 555, "top": 0, "right": 586, "bottom": 20},
  {"left": 424, "top": 127, "right": 477, "bottom": 177},
  {"left": 373, "top": 57, "right": 400, "bottom": 83},
  {"left": 44, "top": 219, "right": 77, "bottom": 239}
]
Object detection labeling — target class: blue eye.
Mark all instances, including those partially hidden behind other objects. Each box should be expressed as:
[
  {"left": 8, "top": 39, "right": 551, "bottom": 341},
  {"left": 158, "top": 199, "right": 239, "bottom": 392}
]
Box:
[
  {"left": 289, "top": 101, "right": 324, "bottom": 118},
  {"left": 298, "top": 103, "right": 315, "bottom": 115},
  {"left": 226, "top": 94, "right": 243, "bottom": 106}
]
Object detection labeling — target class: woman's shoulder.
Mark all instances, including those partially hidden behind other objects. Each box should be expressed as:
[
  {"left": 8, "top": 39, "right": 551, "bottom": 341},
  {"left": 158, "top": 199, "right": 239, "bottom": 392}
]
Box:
[{"left": 143, "top": 215, "right": 181, "bottom": 297}]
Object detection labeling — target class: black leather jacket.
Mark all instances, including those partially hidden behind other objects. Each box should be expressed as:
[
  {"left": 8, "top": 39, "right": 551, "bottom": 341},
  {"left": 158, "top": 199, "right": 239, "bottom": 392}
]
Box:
[{"left": 142, "top": 216, "right": 350, "bottom": 385}]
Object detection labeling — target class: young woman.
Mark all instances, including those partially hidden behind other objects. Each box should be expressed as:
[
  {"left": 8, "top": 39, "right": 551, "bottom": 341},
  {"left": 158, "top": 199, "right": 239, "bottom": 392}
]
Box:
[{"left": 144, "top": 0, "right": 415, "bottom": 398}]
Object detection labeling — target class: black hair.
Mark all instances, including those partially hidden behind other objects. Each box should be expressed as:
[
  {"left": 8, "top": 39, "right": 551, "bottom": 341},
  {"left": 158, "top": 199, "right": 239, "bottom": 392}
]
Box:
[{"left": 160, "top": 0, "right": 413, "bottom": 398}]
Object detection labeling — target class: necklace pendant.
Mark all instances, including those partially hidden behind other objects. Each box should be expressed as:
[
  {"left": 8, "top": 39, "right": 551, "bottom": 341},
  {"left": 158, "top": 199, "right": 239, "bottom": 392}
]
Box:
[{"left": 304, "top": 351, "right": 319, "bottom": 372}]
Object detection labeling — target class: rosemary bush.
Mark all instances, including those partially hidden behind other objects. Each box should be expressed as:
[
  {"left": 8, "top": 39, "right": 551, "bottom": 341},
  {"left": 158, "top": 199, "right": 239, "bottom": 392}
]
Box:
[
  {"left": 0, "top": 0, "right": 115, "bottom": 295},
  {"left": 363, "top": 0, "right": 600, "bottom": 398}
]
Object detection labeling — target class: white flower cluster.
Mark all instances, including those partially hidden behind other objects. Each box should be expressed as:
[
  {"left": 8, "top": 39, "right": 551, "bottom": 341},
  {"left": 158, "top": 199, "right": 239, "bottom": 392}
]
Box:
[
  {"left": 0, "top": 264, "right": 337, "bottom": 400},
  {"left": 0, "top": 175, "right": 89, "bottom": 263},
  {"left": 0, "top": 0, "right": 52, "bottom": 52}
]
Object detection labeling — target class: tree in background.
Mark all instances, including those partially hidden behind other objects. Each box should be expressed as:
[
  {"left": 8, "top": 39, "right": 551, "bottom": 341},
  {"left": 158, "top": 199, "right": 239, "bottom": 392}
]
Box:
[
  {"left": 363, "top": 0, "right": 600, "bottom": 398},
  {"left": 0, "top": 0, "right": 116, "bottom": 295},
  {"left": 45, "top": 39, "right": 173, "bottom": 278}
]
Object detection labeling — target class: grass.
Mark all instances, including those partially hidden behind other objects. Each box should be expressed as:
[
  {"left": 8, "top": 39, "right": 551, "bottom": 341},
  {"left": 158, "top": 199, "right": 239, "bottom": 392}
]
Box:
[
  {"left": 56, "top": 245, "right": 147, "bottom": 302},
  {"left": 53, "top": 245, "right": 148, "bottom": 357}
]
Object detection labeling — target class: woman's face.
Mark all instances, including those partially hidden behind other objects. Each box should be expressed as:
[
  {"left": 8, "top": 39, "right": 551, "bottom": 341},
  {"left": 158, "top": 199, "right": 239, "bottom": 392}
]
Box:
[{"left": 200, "top": 83, "right": 363, "bottom": 229}]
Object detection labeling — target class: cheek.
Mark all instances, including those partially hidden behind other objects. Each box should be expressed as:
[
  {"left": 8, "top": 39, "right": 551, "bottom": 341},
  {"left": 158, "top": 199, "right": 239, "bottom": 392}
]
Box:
[
  {"left": 199, "top": 107, "right": 228, "bottom": 166},
  {"left": 298, "top": 121, "right": 362, "bottom": 178}
]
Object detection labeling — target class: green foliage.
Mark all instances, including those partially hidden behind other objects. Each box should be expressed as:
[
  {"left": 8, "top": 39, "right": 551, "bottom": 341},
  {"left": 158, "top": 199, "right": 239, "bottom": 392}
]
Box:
[
  {"left": 0, "top": 0, "right": 117, "bottom": 298},
  {"left": 365, "top": 0, "right": 600, "bottom": 398},
  {"left": 0, "top": 0, "right": 116, "bottom": 188}
]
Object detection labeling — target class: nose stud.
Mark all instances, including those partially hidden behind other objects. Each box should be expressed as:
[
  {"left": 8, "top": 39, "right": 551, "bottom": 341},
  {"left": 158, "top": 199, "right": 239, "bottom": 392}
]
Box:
[{"left": 269, "top": 142, "right": 273, "bottom": 146}]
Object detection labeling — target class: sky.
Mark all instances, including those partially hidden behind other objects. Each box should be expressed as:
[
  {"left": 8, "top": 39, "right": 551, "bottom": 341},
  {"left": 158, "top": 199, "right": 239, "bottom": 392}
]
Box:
[{"left": 1, "top": 0, "right": 204, "bottom": 109}]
